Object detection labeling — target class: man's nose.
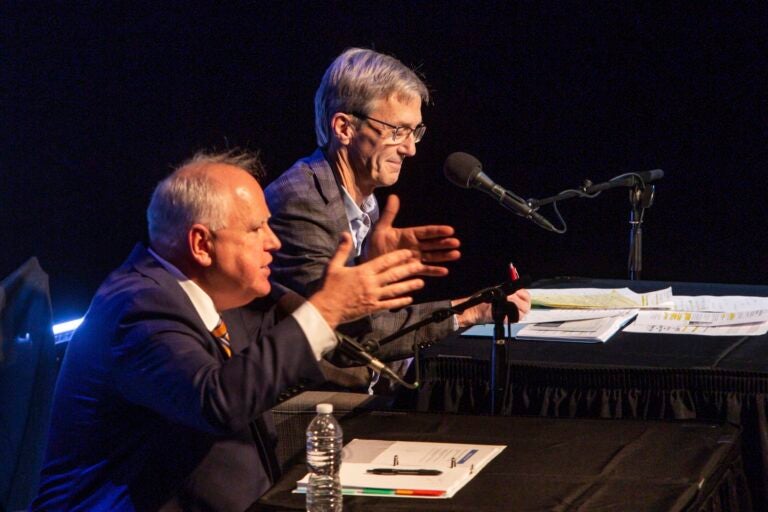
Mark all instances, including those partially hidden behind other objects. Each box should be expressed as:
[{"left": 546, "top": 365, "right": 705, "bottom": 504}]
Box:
[
  {"left": 398, "top": 133, "right": 417, "bottom": 157},
  {"left": 265, "top": 224, "right": 281, "bottom": 251}
]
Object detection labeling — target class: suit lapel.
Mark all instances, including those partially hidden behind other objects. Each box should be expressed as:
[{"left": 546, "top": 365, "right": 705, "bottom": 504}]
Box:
[
  {"left": 306, "top": 150, "right": 366, "bottom": 266},
  {"left": 307, "top": 149, "right": 350, "bottom": 232},
  {"left": 130, "top": 245, "right": 282, "bottom": 482},
  {"left": 127, "top": 244, "right": 224, "bottom": 360}
]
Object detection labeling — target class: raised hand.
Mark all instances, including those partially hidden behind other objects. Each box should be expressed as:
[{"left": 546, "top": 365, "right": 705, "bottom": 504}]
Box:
[
  {"left": 363, "top": 195, "right": 461, "bottom": 272},
  {"left": 309, "top": 233, "right": 442, "bottom": 328}
]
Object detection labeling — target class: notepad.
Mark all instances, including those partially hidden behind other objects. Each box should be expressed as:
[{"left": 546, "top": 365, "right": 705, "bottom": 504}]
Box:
[
  {"left": 514, "top": 309, "right": 639, "bottom": 343},
  {"left": 295, "top": 439, "right": 505, "bottom": 499}
]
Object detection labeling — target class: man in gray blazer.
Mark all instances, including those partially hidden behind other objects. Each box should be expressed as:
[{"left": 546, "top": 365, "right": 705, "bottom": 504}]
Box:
[{"left": 265, "top": 48, "right": 531, "bottom": 391}]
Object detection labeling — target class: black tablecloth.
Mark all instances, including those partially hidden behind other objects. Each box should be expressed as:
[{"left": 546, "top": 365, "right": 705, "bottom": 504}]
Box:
[
  {"left": 254, "top": 411, "right": 748, "bottom": 512},
  {"left": 415, "top": 278, "right": 768, "bottom": 510}
]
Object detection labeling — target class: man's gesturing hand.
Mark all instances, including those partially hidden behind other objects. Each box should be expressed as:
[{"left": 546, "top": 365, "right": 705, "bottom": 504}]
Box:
[
  {"left": 309, "top": 233, "right": 434, "bottom": 329},
  {"left": 363, "top": 195, "right": 461, "bottom": 273}
]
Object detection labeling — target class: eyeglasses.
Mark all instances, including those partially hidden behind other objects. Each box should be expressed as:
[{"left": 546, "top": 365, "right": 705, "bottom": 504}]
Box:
[{"left": 351, "top": 112, "right": 427, "bottom": 144}]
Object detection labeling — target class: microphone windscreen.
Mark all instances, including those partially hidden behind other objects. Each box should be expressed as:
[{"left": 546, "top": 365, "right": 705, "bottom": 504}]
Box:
[{"left": 443, "top": 152, "right": 483, "bottom": 188}]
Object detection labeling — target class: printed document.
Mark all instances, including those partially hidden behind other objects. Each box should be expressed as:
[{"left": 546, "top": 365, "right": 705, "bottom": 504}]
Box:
[
  {"left": 624, "top": 294, "right": 768, "bottom": 335},
  {"left": 464, "top": 309, "right": 639, "bottom": 342},
  {"left": 624, "top": 321, "right": 768, "bottom": 336},
  {"left": 296, "top": 439, "right": 505, "bottom": 499},
  {"left": 514, "top": 309, "right": 639, "bottom": 342},
  {"left": 669, "top": 295, "right": 768, "bottom": 312},
  {"left": 530, "top": 287, "right": 673, "bottom": 309},
  {"left": 463, "top": 287, "right": 768, "bottom": 339}
]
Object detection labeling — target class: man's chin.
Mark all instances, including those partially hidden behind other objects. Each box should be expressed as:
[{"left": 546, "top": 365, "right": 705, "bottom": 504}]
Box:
[
  {"left": 236, "top": 284, "right": 272, "bottom": 307},
  {"left": 382, "top": 171, "right": 401, "bottom": 186},
  {"left": 255, "top": 283, "right": 272, "bottom": 298}
]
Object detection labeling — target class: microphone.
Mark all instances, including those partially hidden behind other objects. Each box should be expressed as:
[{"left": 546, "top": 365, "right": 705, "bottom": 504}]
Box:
[
  {"left": 443, "top": 152, "right": 556, "bottom": 231},
  {"left": 335, "top": 333, "right": 417, "bottom": 389}
]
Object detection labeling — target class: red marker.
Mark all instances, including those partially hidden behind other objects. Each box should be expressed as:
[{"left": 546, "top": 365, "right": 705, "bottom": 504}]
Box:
[
  {"left": 395, "top": 489, "right": 445, "bottom": 497},
  {"left": 508, "top": 262, "right": 520, "bottom": 281}
]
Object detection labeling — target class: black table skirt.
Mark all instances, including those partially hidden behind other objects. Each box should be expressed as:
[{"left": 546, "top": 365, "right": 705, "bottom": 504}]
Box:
[{"left": 254, "top": 411, "right": 749, "bottom": 512}]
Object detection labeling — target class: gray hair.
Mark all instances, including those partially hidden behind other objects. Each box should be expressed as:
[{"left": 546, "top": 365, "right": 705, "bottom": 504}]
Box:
[
  {"left": 147, "top": 148, "right": 265, "bottom": 258},
  {"left": 314, "top": 48, "right": 430, "bottom": 148}
]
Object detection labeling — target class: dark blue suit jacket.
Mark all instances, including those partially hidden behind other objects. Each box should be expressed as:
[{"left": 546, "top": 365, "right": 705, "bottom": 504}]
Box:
[{"left": 33, "top": 244, "right": 325, "bottom": 511}]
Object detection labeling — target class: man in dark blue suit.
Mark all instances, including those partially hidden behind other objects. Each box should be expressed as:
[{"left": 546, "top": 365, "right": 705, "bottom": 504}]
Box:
[{"left": 32, "top": 150, "right": 437, "bottom": 511}]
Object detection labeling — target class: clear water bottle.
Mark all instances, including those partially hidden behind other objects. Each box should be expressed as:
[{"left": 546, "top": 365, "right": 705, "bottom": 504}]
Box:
[{"left": 306, "top": 403, "right": 343, "bottom": 512}]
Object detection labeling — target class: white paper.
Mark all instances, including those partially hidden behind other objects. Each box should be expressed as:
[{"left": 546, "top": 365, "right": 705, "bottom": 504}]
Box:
[
  {"left": 463, "top": 309, "right": 642, "bottom": 338},
  {"left": 530, "top": 287, "right": 673, "bottom": 309},
  {"left": 633, "top": 309, "right": 768, "bottom": 327},
  {"left": 669, "top": 295, "right": 768, "bottom": 312},
  {"left": 514, "top": 310, "right": 639, "bottom": 343},
  {"left": 623, "top": 320, "right": 768, "bottom": 337},
  {"left": 463, "top": 290, "right": 768, "bottom": 340},
  {"left": 296, "top": 439, "right": 505, "bottom": 499}
]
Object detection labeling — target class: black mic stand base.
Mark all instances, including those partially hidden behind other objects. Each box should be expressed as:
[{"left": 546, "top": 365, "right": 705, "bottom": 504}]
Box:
[
  {"left": 490, "top": 291, "right": 519, "bottom": 416},
  {"left": 627, "top": 184, "right": 655, "bottom": 281}
]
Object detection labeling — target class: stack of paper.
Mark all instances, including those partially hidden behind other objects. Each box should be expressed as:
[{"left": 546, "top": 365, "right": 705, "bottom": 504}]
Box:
[
  {"left": 463, "top": 307, "right": 642, "bottom": 342},
  {"left": 463, "top": 287, "right": 768, "bottom": 340},
  {"left": 624, "top": 295, "right": 768, "bottom": 336},
  {"left": 514, "top": 309, "right": 639, "bottom": 343},
  {"left": 296, "top": 439, "right": 505, "bottom": 499},
  {"left": 504, "top": 287, "right": 672, "bottom": 343},
  {"left": 530, "top": 287, "right": 674, "bottom": 309}
]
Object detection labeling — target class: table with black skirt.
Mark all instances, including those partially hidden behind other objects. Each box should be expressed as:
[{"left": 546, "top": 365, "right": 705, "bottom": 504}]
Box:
[
  {"left": 253, "top": 409, "right": 748, "bottom": 511},
  {"left": 414, "top": 278, "right": 768, "bottom": 510}
]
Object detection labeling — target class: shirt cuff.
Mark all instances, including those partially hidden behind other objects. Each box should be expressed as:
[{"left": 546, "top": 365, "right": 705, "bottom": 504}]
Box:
[
  {"left": 292, "top": 302, "right": 337, "bottom": 361},
  {"left": 452, "top": 314, "right": 460, "bottom": 331}
]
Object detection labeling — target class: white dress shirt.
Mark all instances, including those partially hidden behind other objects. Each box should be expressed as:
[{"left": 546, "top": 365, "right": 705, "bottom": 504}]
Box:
[
  {"left": 147, "top": 247, "right": 337, "bottom": 361},
  {"left": 340, "top": 187, "right": 378, "bottom": 257}
]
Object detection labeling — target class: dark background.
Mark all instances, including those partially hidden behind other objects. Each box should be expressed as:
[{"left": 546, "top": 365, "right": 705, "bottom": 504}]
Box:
[{"left": 3, "top": 2, "right": 767, "bottom": 324}]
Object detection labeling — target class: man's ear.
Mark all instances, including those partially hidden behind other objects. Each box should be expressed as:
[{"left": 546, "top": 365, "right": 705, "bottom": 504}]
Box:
[
  {"left": 189, "top": 224, "right": 214, "bottom": 267},
  {"left": 330, "top": 112, "right": 356, "bottom": 145}
]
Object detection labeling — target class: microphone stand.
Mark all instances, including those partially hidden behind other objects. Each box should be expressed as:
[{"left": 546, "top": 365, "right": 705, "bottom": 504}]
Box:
[
  {"left": 489, "top": 287, "right": 519, "bottom": 416},
  {"left": 528, "top": 171, "right": 661, "bottom": 281},
  {"left": 628, "top": 183, "right": 655, "bottom": 280},
  {"left": 373, "top": 278, "right": 529, "bottom": 413}
]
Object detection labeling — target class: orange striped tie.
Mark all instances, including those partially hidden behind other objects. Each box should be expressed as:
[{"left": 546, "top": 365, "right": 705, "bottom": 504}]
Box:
[{"left": 211, "top": 319, "right": 232, "bottom": 359}]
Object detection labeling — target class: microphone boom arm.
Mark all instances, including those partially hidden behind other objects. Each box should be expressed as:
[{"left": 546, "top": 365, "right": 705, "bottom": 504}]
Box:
[
  {"left": 527, "top": 169, "right": 663, "bottom": 208},
  {"left": 347, "top": 278, "right": 530, "bottom": 391},
  {"left": 375, "top": 278, "right": 531, "bottom": 347},
  {"left": 526, "top": 169, "right": 663, "bottom": 281}
]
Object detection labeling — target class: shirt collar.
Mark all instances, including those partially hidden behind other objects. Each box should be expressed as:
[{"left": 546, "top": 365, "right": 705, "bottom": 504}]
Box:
[
  {"left": 340, "top": 188, "right": 378, "bottom": 256},
  {"left": 340, "top": 186, "right": 377, "bottom": 219},
  {"left": 147, "top": 247, "right": 220, "bottom": 331}
]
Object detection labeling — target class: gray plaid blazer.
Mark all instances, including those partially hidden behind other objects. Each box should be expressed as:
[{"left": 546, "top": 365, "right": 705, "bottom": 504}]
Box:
[{"left": 265, "top": 149, "right": 456, "bottom": 363}]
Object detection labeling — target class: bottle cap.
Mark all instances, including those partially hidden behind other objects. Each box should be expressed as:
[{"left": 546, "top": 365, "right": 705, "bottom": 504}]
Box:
[{"left": 316, "top": 403, "right": 333, "bottom": 414}]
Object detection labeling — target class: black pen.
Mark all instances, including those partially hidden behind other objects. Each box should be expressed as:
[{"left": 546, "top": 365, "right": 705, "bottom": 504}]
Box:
[{"left": 366, "top": 468, "right": 442, "bottom": 476}]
